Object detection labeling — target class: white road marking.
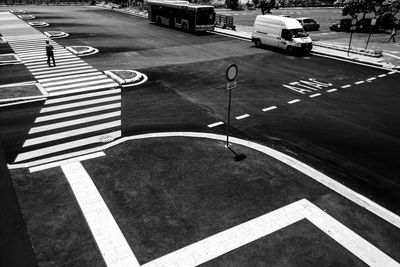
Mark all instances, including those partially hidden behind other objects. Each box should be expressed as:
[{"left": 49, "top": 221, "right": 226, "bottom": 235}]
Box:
[
  {"left": 207, "top": 121, "right": 224, "bottom": 128},
  {"left": 23, "top": 55, "right": 76, "bottom": 64},
  {"left": 40, "top": 95, "right": 121, "bottom": 113},
  {"left": 23, "top": 120, "right": 121, "bottom": 147},
  {"left": 309, "top": 93, "right": 321, "bottom": 98},
  {"left": 143, "top": 199, "right": 399, "bottom": 267},
  {"left": 35, "top": 68, "right": 98, "bottom": 79},
  {"left": 32, "top": 65, "right": 94, "bottom": 76},
  {"left": 61, "top": 162, "right": 140, "bottom": 267},
  {"left": 262, "top": 106, "right": 277, "bottom": 112},
  {"left": 45, "top": 79, "right": 112, "bottom": 91},
  {"left": 388, "top": 71, "right": 396, "bottom": 74},
  {"left": 15, "top": 131, "right": 122, "bottom": 162},
  {"left": 366, "top": 77, "right": 376, "bottom": 81},
  {"left": 29, "top": 152, "right": 105, "bottom": 173},
  {"left": 235, "top": 114, "right": 250, "bottom": 120},
  {"left": 41, "top": 75, "right": 108, "bottom": 87},
  {"left": 31, "top": 62, "right": 89, "bottom": 73},
  {"left": 49, "top": 83, "right": 118, "bottom": 96},
  {"left": 26, "top": 57, "right": 80, "bottom": 66},
  {"left": 288, "top": 99, "right": 300, "bottom": 104},
  {"left": 341, "top": 84, "right": 351, "bottom": 88},
  {"left": 38, "top": 71, "right": 103, "bottom": 83},
  {"left": 378, "top": 74, "right": 387, "bottom": 77},
  {"left": 45, "top": 88, "right": 121, "bottom": 104},
  {"left": 27, "top": 59, "right": 84, "bottom": 69},
  {"left": 29, "top": 111, "right": 121, "bottom": 134},
  {"left": 35, "top": 103, "right": 121, "bottom": 123},
  {"left": 355, "top": 81, "right": 364, "bottom": 85},
  {"left": 327, "top": 88, "right": 337, "bottom": 93}
]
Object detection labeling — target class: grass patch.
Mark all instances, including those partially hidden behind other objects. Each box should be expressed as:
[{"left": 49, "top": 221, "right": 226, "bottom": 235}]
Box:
[{"left": 112, "top": 70, "right": 137, "bottom": 80}]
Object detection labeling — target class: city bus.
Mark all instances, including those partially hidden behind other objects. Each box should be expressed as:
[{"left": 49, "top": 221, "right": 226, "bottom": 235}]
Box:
[{"left": 147, "top": 0, "right": 215, "bottom": 32}]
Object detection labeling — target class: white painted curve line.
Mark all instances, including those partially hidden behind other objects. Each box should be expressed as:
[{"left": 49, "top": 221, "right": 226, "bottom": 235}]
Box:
[
  {"left": 40, "top": 95, "right": 121, "bottom": 113},
  {"left": 29, "top": 152, "right": 105, "bottom": 173},
  {"left": 262, "top": 106, "right": 277, "bottom": 112},
  {"left": 61, "top": 162, "right": 140, "bottom": 267},
  {"left": 288, "top": 99, "right": 300, "bottom": 104},
  {"left": 355, "top": 81, "right": 364, "bottom": 85},
  {"left": 309, "top": 93, "right": 321, "bottom": 98},
  {"left": 29, "top": 111, "right": 121, "bottom": 134},
  {"left": 378, "top": 74, "right": 387, "bottom": 78},
  {"left": 235, "top": 114, "right": 250, "bottom": 120},
  {"left": 35, "top": 103, "right": 121, "bottom": 123},
  {"left": 143, "top": 199, "right": 399, "bottom": 267},
  {"left": 207, "top": 121, "right": 224, "bottom": 128},
  {"left": 326, "top": 88, "right": 337, "bottom": 93},
  {"left": 341, "top": 85, "right": 351, "bottom": 88}
]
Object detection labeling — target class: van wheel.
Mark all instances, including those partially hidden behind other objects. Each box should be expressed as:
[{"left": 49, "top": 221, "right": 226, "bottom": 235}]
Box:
[
  {"left": 286, "top": 46, "right": 294, "bottom": 55},
  {"left": 254, "top": 39, "right": 261, "bottom": 47}
]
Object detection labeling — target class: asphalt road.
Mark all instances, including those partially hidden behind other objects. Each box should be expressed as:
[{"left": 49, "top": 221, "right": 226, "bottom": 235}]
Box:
[{"left": 1, "top": 5, "right": 399, "bottom": 213}]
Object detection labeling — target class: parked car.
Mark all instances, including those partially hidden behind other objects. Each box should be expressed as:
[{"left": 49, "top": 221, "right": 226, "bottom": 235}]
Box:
[
  {"left": 296, "top": 17, "right": 320, "bottom": 31},
  {"left": 330, "top": 18, "right": 352, "bottom": 31}
]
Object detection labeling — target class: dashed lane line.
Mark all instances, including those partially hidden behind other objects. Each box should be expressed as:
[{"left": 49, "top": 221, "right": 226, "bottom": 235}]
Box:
[
  {"left": 355, "top": 81, "right": 365, "bottom": 85},
  {"left": 235, "top": 114, "right": 250, "bottom": 120},
  {"left": 388, "top": 71, "right": 396, "bottom": 74},
  {"left": 288, "top": 99, "right": 300, "bottom": 104},
  {"left": 326, "top": 88, "right": 337, "bottom": 93},
  {"left": 208, "top": 121, "right": 224, "bottom": 128},
  {"left": 378, "top": 74, "right": 387, "bottom": 78},
  {"left": 341, "top": 84, "right": 351, "bottom": 88},
  {"left": 309, "top": 93, "right": 321, "bottom": 98},
  {"left": 35, "top": 103, "right": 121, "bottom": 123},
  {"left": 262, "top": 105, "right": 277, "bottom": 112},
  {"left": 23, "top": 120, "right": 121, "bottom": 147},
  {"left": 29, "top": 111, "right": 121, "bottom": 134},
  {"left": 366, "top": 77, "right": 376, "bottom": 81}
]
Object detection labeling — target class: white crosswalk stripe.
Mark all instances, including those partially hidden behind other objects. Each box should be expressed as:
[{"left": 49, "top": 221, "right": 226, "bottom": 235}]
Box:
[{"left": 1, "top": 11, "right": 123, "bottom": 164}]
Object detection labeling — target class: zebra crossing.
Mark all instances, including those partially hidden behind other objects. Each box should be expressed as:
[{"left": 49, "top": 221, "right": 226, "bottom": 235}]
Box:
[{"left": 1, "top": 11, "right": 122, "bottom": 165}]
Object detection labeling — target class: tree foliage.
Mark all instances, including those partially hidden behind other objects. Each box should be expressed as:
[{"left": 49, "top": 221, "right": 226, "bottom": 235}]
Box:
[{"left": 260, "top": 0, "right": 275, "bottom": 14}]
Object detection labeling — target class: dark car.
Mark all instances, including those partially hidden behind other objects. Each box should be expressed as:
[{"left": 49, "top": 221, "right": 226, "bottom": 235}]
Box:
[
  {"left": 296, "top": 17, "right": 320, "bottom": 31},
  {"left": 330, "top": 18, "right": 352, "bottom": 31}
]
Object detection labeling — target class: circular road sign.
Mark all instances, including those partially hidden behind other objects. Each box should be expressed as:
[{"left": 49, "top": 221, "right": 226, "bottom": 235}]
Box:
[
  {"left": 352, "top": 18, "right": 357, "bottom": 25},
  {"left": 226, "top": 64, "right": 238, "bottom": 82}
]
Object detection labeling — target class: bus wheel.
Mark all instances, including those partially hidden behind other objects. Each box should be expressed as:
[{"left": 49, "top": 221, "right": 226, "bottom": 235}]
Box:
[
  {"left": 286, "top": 46, "right": 294, "bottom": 55},
  {"left": 254, "top": 39, "right": 261, "bottom": 47},
  {"left": 182, "top": 23, "right": 188, "bottom": 32}
]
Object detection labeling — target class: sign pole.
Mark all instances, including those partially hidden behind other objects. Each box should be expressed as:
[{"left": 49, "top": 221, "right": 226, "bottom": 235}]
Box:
[
  {"left": 348, "top": 18, "right": 357, "bottom": 56},
  {"left": 226, "top": 89, "right": 232, "bottom": 147}
]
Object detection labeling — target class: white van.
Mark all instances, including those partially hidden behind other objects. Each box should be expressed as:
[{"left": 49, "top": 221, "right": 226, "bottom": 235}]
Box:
[{"left": 251, "top": 15, "right": 312, "bottom": 55}]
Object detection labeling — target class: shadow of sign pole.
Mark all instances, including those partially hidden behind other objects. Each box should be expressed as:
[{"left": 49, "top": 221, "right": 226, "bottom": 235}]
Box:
[{"left": 225, "top": 64, "right": 246, "bottom": 161}]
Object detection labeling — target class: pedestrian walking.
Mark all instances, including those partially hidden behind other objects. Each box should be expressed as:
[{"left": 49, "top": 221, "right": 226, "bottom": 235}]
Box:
[
  {"left": 46, "top": 40, "right": 56, "bottom": 67},
  {"left": 387, "top": 25, "right": 397, "bottom": 43}
]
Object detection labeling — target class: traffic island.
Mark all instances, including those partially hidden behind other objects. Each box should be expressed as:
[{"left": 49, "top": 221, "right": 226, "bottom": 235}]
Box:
[
  {"left": 44, "top": 31, "right": 69, "bottom": 39},
  {"left": 66, "top": 46, "right": 98, "bottom": 56},
  {"left": 0, "top": 53, "right": 21, "bottom": 65},
  {"left": 28, "top": 21, "right": 49, "bottom": 28},
  {"left": 9, "top": 10, "right": 26, "bottom": 14},
  {"left": 0, "top": 82, "right": 47, "bottom": 107},
  {"left": 314, "top": 42, "right": 382, "bottom": 58},
  {"left": 104, "top": 69, "right": 148, "bottom": 87}
]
